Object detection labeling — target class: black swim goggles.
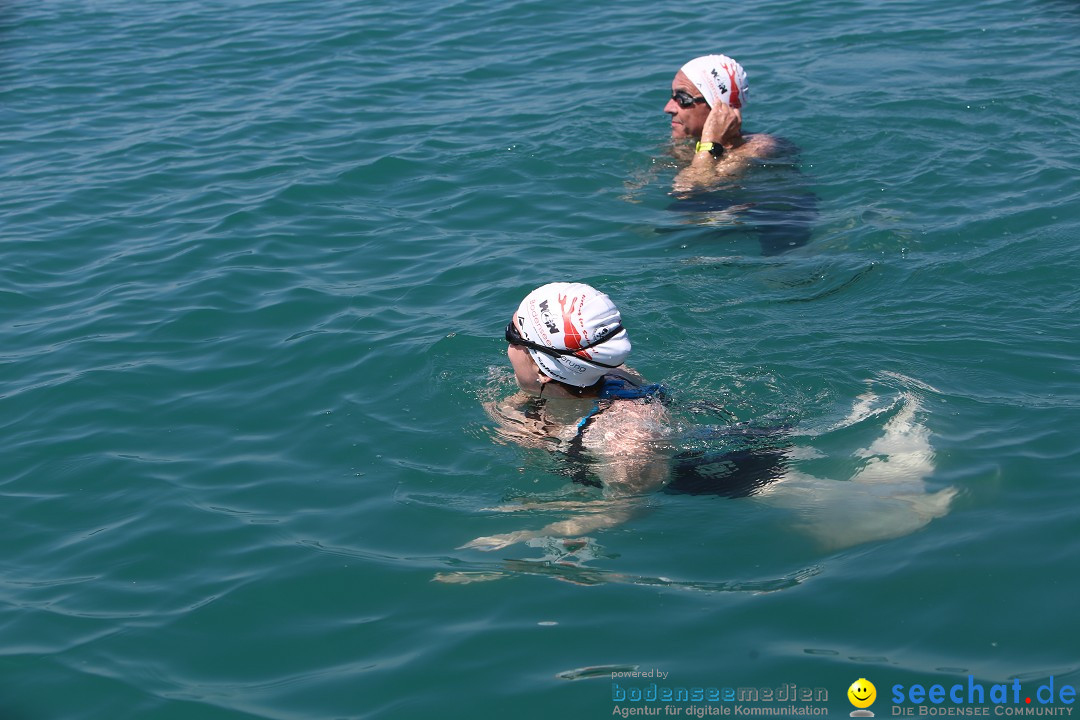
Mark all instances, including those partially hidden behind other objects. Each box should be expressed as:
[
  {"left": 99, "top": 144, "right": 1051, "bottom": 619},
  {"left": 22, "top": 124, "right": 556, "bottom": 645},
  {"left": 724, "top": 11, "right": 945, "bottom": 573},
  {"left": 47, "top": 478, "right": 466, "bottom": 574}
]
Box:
[
  {"left": 505, "top": 320, "right": 625, "bottom": 369},
  {"left": 671, "top": 89, "right": 707, "bottom": 108}
]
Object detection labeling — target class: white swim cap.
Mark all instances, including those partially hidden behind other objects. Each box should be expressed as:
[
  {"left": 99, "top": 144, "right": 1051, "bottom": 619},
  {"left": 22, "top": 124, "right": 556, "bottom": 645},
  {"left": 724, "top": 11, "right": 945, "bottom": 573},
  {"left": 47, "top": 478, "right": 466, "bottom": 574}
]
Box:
[
  {"left": 680, "top": 54, "right": 748, "bottom": 109},
  {"left": 514, "top": 282, "right": 631, "bottom": 388}
]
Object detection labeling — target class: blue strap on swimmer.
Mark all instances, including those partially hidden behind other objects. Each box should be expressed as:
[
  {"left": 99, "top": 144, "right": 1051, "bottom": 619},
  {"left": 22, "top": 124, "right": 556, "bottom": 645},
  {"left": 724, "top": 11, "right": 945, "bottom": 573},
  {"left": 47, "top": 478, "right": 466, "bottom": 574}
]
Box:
[
  {"left": 576, "top": 404, "right": 602, "bottom": 431},
  {"left": 571, "top": 376, "right": 668, "bottom": 441},
  {"left": 597, "top": 376, "right": 669, "bottom": 402}
]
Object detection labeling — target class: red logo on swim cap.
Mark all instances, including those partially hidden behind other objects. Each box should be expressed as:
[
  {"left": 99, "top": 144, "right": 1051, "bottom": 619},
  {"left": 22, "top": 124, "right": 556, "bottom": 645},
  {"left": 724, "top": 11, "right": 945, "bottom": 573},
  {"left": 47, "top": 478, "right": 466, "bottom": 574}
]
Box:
[
  {"left": 723, "top": 62, "right": 741, "bottom": 108},
  {"left": 558, "top": 293, "right": 583, "bottom": 350}
]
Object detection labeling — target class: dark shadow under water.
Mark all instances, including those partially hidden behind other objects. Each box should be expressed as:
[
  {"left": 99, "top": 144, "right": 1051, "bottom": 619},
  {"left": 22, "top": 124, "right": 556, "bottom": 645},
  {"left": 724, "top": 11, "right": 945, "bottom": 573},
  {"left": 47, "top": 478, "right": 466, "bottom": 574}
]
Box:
[
  {"left": 661, "top": 139, "right": 819, "bottom": 256},
  {"left": 565, "top": 423, "right": 791, "bottom": 498}
]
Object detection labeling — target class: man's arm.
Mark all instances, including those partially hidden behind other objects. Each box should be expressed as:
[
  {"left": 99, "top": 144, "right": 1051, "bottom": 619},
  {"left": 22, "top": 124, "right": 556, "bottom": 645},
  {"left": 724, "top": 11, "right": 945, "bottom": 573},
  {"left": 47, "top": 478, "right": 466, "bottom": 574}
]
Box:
[{"left": 673, "top": 104, "right": 777, "bottom": 192}]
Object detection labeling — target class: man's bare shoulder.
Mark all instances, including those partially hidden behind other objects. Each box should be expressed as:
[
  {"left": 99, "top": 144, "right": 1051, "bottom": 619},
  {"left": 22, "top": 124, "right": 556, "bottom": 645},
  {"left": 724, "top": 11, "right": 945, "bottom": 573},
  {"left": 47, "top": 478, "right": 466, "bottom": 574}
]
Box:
[{"left": 735, "top": 132, "right": 780, "bottom": 159}]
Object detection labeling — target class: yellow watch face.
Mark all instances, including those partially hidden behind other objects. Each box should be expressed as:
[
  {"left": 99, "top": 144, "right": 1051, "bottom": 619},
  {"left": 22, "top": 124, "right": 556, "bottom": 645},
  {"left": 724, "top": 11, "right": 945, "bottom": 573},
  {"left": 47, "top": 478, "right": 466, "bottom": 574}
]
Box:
[{"left": 695, "top": 141, "right": 722, "bottom": 157}]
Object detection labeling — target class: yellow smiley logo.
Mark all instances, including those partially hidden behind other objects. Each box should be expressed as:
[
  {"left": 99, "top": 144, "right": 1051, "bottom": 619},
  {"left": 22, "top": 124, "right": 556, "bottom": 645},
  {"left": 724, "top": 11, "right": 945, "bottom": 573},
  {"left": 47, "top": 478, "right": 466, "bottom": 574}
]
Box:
[{"left": 848, "top": 678, "right": 877, "bottom": 709}]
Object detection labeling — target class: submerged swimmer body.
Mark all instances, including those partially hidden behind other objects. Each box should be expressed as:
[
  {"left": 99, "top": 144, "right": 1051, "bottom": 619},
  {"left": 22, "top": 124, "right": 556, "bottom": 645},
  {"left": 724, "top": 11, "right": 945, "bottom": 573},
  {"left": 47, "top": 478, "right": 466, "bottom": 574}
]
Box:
[
  {"left": 665, "top": 54, "right": 779, "bottom": 192},
  {"left": 465, "top": 283, "right": 673, "bottom": 550},
  {"left": 465, "top": 284, "right": 956, "bottom": 553},
  {"left": 658, "top": 55, "right": 816, "bottom": 256}
]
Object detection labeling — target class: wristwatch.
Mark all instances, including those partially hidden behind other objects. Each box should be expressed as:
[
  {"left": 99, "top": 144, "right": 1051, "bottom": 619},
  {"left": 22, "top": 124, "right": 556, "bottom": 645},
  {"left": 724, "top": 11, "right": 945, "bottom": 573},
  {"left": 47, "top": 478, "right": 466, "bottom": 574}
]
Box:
[{"left": 695, "top": 141, "right": 724, "bottom": 158}]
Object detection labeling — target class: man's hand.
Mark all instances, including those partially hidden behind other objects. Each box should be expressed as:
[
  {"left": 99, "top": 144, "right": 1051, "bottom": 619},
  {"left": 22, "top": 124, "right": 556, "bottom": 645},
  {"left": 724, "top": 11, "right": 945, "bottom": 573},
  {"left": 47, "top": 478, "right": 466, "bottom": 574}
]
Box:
[{"left": 700, "top": 102, "right": 742, "bottom": 147}]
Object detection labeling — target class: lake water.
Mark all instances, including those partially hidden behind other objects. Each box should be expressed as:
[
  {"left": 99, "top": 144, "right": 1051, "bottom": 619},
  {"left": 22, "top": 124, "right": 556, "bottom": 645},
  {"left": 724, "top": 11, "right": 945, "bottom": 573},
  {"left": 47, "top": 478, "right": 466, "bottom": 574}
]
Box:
[{"left": 3, "top": 0, "right": 1079, "bottom": 718}]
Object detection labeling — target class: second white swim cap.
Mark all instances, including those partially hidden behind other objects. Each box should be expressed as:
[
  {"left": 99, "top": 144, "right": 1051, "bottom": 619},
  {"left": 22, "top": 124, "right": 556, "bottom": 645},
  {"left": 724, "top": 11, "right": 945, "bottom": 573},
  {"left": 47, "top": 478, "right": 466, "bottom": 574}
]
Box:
[{"left": 514, "top": 282, "right": 631, "bottom": 388}]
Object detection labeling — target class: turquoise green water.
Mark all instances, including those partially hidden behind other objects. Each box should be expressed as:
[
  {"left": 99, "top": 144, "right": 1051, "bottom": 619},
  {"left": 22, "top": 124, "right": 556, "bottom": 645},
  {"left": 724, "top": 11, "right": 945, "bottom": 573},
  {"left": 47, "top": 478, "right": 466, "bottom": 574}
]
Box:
[{"left": 3, "top": 0, "right": 1080, "bottom": 718}]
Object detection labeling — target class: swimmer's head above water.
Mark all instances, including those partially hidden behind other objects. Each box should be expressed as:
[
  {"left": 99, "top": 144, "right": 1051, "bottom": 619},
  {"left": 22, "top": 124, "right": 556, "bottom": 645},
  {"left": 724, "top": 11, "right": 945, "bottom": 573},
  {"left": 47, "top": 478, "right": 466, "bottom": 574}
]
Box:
[
  {"left": 506, "top": 282, "right": 631, "bottom": 399},
  {"left": 665, "top": 54, "right": 749, "bottom": 142}
]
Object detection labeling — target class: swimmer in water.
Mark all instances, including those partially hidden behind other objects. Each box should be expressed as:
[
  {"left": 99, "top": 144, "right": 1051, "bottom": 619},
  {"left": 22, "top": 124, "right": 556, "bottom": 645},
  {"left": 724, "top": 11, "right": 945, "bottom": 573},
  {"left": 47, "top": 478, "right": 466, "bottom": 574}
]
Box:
[
  {"left": 664, "top": 54, "right": 779, "bottom": 191},
  {"left": 463, "top": 285, "right": 956, "bottom": 554},
  {"left": 463, "top": 282, "right": 673, "bottom": 551}
]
